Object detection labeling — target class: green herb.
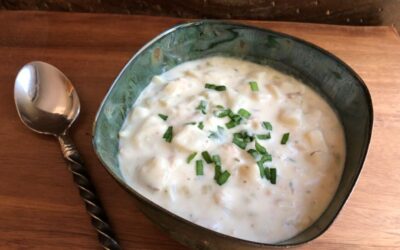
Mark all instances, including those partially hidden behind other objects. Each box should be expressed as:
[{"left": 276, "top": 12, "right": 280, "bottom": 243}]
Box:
[
  {"left": 249, "top": 81, "right": 259, "bottom": 91},
  {"left": 262, "top": 121, "right": 273, "bottom": 131},
  {"left": 255, "top": 140, "right": 267, "bottom": 154},
  {"left": 214, "top": 164, "right": 222, "bottom": 180},
  {"left": 238, "top": 108, "right": 251, "bottom": 119},
  {"left": 224, "top": 108, "right": 251, "bottom": 129},
  {"left": 229, "top": 113, "right": 241, "bottom": 121},
  {"left": 215, "top": 85, "right": 226, "bottom": 91},
  {"left": 270, "top": 168, "right": 277, "bottom": 184},
  {"left": 216, "top": 110, "right": 230, "bottom": 118},
  {"left": 216, "top": 105, "right": 224, "bottom": 109},
  {"left": 198, "top": 121, "right": 204, "bottom": 130},
  {"left": 212, "top": 155, "right": 221, "bottom": 166},
  {"left": 233, "top": 136, "right": 247, "bottom": 149},
  {"left": 264, "top": 167, "right": 271, "bottom": 180},
  {"left": 187, "top": 152, "right": 197, "bottom": 164},
  {"left": 281, "top": 133, "right": 290, "bottom": 145},
  {"left": 196, "top": 160, "right": 204, "bottom": 176},
  {"left": 216, "top": 170, "right": 231, "bottom": 185},
  {"left": 256, "top": 133, "right": 271, "bottom": 140},
  {"left": 196, "top": 100, "right": 207, "bottom": 114},
  {"left": 233, "top": 131, "right": 246, "bottom": 139},
  {"left": 215, "top": 108, "right": 231, "bottom": 118},
  {"left": 205, "top": 83, "right": 227, "bottom": 91},
  {"left": 205, "top": 83, "right": 216, "bottom": 89},
  {"left": 201, "top": 151, "right": 213, "bottom": 164},
  {"left": 234, "top": 131, "right": 254, "bottom": 142},
  {"left": 224, "top": 111, "right": 244, "bottom": 129},
  {"left": 257, "top": 161, "right": 266, "bottom": 178},
  {"left": 158, "top": 113, "right": 168, "bottom": 121},
  {"left": 185, "top": 121, "right": 197, "bottom": 125},
  {"left": 162, "top": 126, "right": 173, "bottom": 143},
  {"left": 232, "top": 131, "right": 254, "bottom": 150},
  {"left": 247, "top": 149, "right": 259, "bottom": 159},
  {"left": 260, "top": 154, "right": 272, "bottom": 162},
  {"left": 210, "top": 156, "right": 231, "bottom": 185},
  {"left": 244, "top": 136, "right": 254, "bottom": 143},
  {"left": 225, "top": 120, "right": 237, "bottom": 129}
]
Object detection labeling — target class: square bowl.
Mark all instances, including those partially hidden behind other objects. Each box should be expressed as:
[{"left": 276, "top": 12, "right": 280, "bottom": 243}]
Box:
[{"left": 92, "top": 20, "right": 373, "bottom": 249}]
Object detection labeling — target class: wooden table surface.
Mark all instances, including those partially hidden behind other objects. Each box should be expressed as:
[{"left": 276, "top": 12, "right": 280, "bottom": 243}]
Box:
[{"left": 0, "top": 10, "right": 400, "bottom": 250}]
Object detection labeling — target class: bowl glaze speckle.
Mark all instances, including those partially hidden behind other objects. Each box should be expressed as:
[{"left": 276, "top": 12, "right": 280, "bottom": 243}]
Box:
[{"left": 92, "top": 21, "right": 373, "bottom": 249}]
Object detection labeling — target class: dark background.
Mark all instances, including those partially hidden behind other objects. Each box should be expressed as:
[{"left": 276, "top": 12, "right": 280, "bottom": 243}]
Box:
[{"left": 1, "top": 0, "right": 399, "bottom": 30}]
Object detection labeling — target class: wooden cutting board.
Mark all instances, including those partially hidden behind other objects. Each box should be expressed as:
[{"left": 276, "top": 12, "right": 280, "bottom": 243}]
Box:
[{"left": 0, "top": 10, "right": 399, "bottom": 250}]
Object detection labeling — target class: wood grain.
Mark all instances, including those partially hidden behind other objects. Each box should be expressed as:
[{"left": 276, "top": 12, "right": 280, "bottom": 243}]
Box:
[{"left": 0, "top": 10, "right": 399, "bottom": 250}]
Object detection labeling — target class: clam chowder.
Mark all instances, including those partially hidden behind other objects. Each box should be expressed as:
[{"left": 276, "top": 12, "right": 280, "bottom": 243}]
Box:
[{"left": 118, "top": 57, "right": 345, "bottom": 243}]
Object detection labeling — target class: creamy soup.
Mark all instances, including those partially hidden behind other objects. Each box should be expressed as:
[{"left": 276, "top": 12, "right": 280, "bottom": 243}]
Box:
[{"left": 118, "top": 57, "right": 345, "bottom": 243}]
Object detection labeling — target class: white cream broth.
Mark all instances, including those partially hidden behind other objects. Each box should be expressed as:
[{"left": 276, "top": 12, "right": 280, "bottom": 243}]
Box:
[{"left": 118, "top": 56, "right": 345, "bottom": 243}]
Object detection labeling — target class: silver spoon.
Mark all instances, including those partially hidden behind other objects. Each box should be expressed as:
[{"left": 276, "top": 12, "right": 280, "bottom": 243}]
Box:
[{"left": 14, "top": 61, "right": 121, "bottom": 250}]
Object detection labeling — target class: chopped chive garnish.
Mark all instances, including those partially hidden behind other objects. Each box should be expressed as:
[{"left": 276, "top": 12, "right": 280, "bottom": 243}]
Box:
[
  {"left": 215, "top": 85, "right": 226, "bottom": 91},
  {"left": 225, "top": 112, "right": 242, "bottom": 129},
  {"left": 257, "top": 161, "right": 266, "bottom": 178},
  {"left": 235, "top": 131, "right": 254, "bottom": 141},
  {"left": 227, "top": 116, "right": 240, "bottom": 128},
  {"left": 205, "top": 83, "right": 227, "bottom": 91},
  {"left": 198, "top": 121, "right": 204, "bottom": 130},
  {"left": 205, "top": 83, "right": 215, "bottom": 89},
  {"left": 244, "top": 136, "right": 253, "bottom": 143},
  {"left": 196, "top": 100, "right": 207, "bottom": 114},
  {"left": 216, "top": 170, "right": 231, "bottom": 185},
  {"left": 281, "top": 133, "right": 290, "bottom": 145},
  {"left": 196, "top": 160, "right": 204, "bottom": 176},
  {"left": 215, "top": 108, "right": 231, "bottom": 118},
  {"left": 233, "top": 136, "right": 247, "bottom": 149},
  {"left": 232, "top": 131, "right": 255, "bottom": 150},
  {"left": 225, "top": 120, "right": 237, "bottom": 129},
  {"left": 247, "top": 149, "right": 259, "bottom": 159},
  {"left": 264, "top": 167, "right": 271, "bottom": 180},
  {"left": 256, "top": 133, "right": 271, "bottom": 140},
  {"left": 232, "top": 115, "right": 241, "bottom": 123},
  {"left": 262, "top": 121, "right": 273, "bottom": 130},
  {"left": 255, "top": 140, "right": 267, "bottom": 154},
  {"left": 261, "top": 154, "right": 272, "bottom": 162},
  {"left": 187, "top": 152, "right": 197, "bottom": 164},
  {"left": 212, "top": 155, "right": 221, "bottom": 166},
  {"left": 238, "top": 108, "right": 251, "bottom": 119},
  {"left": 224, "top": 109, "right": 252, "bottom": 129},
  {"left": 201, "top": 151, "right": 213, "bottom": 164},
  {"left": 249, "top": 81, "right": 259, "bottom": 91},
  {"left": 214, "top": 164, "right": 222, "bottom": 180},
  {"left": 229, "top": 111, "right": 238, "bottom": 119},
  {"left": 185, "top": 121, "right": 196, "bottom": 125},
  {"left": 270, "top": 168, "right": 277, "bottom": 184},
  {"left": 216, "top": 105, "right": 224, "bottom": 109},
  {"left": 162, "top": 126, "right": 173, "bottom": 143},
  {"left": 210, "top": 156, "right": 231, "bottom": 185},
  {"left": 158, "top": 113, "right": 168, "bottom": 121}
]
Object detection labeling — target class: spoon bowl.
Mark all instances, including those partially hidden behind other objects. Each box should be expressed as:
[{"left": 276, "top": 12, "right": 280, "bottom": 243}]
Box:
[{"left": 14, "top": 61, "right": 80, "bottom": 136}]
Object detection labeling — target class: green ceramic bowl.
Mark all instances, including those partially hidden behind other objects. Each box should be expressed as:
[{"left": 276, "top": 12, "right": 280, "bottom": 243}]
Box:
[{"left": 92, "top": 21, "right": 373, "bottom": 249}]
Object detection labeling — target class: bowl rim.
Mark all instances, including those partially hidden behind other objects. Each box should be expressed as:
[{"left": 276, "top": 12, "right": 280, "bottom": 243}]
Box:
[{"left": 92, "top": 19, "right": 374, "bottom": 247}]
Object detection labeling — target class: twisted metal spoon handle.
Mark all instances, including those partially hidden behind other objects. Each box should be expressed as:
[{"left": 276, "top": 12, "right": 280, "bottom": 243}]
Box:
[{"left": 58, "top": 133, "right": 121, "bottom": 250}]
